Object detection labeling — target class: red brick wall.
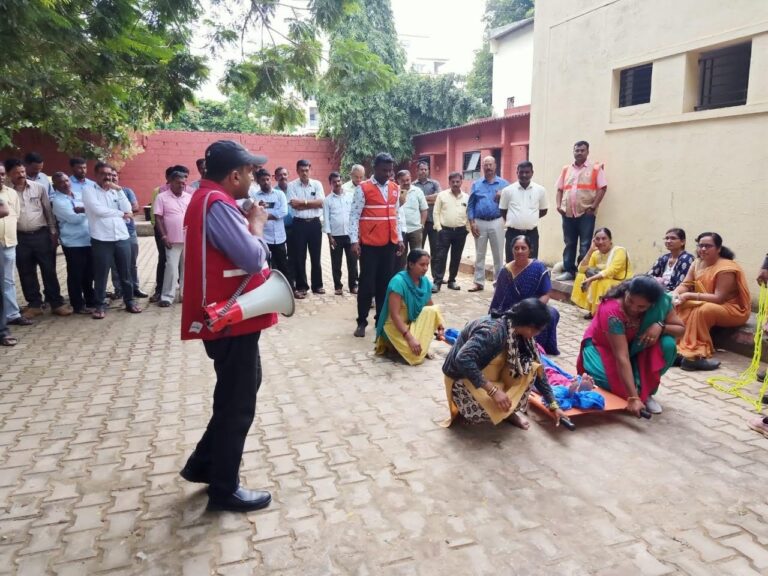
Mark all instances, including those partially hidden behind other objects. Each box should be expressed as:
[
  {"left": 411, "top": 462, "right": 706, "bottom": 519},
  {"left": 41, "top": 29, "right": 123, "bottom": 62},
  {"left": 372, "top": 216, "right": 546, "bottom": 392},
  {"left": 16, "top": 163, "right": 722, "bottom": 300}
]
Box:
[{"left": 2, "top": 129, "right": 339, "bottom": 206}]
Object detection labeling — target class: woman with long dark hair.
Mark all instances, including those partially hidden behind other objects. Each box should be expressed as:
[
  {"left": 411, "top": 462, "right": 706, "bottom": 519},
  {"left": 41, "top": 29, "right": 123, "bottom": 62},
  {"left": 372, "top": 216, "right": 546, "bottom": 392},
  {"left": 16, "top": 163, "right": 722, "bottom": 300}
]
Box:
[
  {"left": 375, "top": 249, "right": 445, "bottom": 365},
  {"left": 577, "top": 276, "right": 685, "bottom": 415},
  {"left": 489, "top": 235, "right": 560, "bottom": 354},
  {"left": 571, "top": 227, "right": 633, "bottom": 318},
  {"left": 441, "top": 298, "right": 567, "bottom": 428},
  {"left": 648, "top": 228, "right": 695, "bottom": 291},
  {"left": 672, "top": 232, "right": 751, "bottom": 371}
]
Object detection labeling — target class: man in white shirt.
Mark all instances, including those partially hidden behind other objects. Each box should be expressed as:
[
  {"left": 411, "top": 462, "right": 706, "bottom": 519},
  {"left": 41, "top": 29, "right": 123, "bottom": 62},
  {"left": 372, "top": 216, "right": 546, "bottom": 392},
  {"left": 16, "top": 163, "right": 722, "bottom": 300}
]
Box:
[
  {"left": 83, "top": 164, "right": 141, "bottom": 318},
  {"left": 286, "top": 159, "right": 325, "bottom": 296},
  {"left": 396, "top": 169, "right": 427, "bottom": 269},
  {"left": 499, "top": 161, "right": 548, "bottom": 260},
  {"left": 341, "top": 164, "right": 365, "bottom": 196},
  {"left": 323, "top": 171, "right": 358, "bottom": 295}
]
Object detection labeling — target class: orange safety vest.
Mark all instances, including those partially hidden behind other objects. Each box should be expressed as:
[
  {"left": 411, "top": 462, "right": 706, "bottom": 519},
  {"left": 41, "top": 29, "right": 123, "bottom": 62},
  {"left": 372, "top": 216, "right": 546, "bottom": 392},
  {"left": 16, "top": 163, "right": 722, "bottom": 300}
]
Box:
[
  {"left": 359, "top": 180, "right": 400, "bottom": 246},
  {"left": 558, "top": 162, "right": 604, "bottom": 217}
]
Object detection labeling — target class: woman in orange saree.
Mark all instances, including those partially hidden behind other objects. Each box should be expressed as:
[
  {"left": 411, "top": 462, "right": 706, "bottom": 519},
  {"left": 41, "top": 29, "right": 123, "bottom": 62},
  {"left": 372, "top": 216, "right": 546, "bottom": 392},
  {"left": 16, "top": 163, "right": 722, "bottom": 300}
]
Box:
[{"left": 672, "top": 232, "right": 751, "bottom": 371}]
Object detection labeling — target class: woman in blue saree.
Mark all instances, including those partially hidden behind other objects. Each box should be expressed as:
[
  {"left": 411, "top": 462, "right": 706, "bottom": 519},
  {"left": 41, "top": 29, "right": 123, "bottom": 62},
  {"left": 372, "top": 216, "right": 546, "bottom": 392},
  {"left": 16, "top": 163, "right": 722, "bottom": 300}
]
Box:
[{"left": 489, "top": 235, "right": 560, "bottom": 355}]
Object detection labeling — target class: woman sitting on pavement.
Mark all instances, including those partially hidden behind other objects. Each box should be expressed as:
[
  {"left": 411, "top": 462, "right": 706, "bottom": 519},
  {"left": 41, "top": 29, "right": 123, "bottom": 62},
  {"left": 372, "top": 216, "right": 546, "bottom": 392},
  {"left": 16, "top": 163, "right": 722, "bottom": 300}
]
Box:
[
  {"left": 571, "top": 227, "right": 632, "bottom": 319},
  {"left": 489, "top": 235, "right": 560, "bottom": 355},
  {"left": 672, "top": 232, "right": 751, "bottom": 371},
  {"left": 577, "top": 275, "right": 685, "bottom": 415},
  {"left": 375, "top": 249, "right": 445, "bottom": 365},
  {"left": 648, "top": 228, "right": 695, "bottom": 292},
  {"left": 441, "top": 298, "right": 567, "bottom": 429}
]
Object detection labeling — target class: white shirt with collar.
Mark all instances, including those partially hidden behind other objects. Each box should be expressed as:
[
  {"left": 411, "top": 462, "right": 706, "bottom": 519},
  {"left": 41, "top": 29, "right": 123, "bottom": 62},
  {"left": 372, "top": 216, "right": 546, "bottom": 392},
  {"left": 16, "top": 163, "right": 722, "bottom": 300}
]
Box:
[
  {"left": 323, "top": 190, "right": 354, "bottom": 236},
  {"left": 286, "top": 178, "right": 324, "bottom": 220},
  {"left": 499, "top": 180, "right": 548, "bottom": 231},
  {"left": 83, "top": 185, "right": 132, "bottom": 242}
]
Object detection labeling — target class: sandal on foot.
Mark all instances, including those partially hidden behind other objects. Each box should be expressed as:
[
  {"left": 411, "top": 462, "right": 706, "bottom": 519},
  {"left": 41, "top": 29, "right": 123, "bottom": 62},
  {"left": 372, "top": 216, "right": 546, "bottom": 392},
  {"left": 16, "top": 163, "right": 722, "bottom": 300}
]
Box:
[
  {"left": 125, "top": 304, "right": 142, "bottom": 314},
  {"left": 748, "top": 417, "right": 768, "bottom": 438},
  {"left": 1, "top": 336, "right": 18, "bottom": 346},
  {"left": 91, "top": 310, "right": 106, "bottom": 320}
]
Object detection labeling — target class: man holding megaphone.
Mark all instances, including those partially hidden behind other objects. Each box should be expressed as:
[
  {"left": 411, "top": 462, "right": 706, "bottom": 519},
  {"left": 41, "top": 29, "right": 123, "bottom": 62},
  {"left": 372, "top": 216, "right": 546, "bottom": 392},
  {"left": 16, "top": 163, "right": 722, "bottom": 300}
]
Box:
[{"left": 179, "top": 140, "right": 278, "bottom": 512}]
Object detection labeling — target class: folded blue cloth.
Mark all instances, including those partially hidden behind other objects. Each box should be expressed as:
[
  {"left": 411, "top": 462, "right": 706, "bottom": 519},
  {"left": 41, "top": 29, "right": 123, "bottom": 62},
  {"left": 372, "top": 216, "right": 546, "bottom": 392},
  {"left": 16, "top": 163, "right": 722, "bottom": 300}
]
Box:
[
  {"left": 444, "top": 328, "right": 460, "bottom": 345},
  {"left": 551, "top": 385, "right": 606, "bottom": 411}
]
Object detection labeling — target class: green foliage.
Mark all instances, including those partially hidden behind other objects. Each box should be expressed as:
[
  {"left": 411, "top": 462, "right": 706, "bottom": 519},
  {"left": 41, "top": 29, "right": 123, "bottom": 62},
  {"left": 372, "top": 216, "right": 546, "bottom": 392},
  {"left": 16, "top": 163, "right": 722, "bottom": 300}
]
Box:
[
  {"left": 158, "top": 95, "right": 273, "bottom": 133},
  {"left": 317, "top": 0, "right": 488, "bottom": 171},
  {"left": 319, "top": 73, "right": 489, "bottom": 171},
  {"left": 466, "top": 0, "right": 535, "bottom": 106},
  {"left": 214, "top": 0, "right": 397, "bottom": 132},
  {"left": 0, "top": 0, "right": 207, "bottom": 156}
]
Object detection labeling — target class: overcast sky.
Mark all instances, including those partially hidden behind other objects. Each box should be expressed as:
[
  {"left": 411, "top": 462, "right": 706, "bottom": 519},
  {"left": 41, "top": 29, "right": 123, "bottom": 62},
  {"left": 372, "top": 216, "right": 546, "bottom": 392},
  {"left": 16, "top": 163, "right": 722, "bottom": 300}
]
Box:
[{"left": 194, "top": 0, "right": 487, "bottom": 100}]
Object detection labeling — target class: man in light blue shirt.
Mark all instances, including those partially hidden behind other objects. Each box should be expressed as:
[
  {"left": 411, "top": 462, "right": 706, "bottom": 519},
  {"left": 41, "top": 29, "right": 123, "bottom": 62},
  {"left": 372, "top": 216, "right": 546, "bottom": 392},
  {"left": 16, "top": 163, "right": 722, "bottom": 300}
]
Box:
[
  {"left": 51, "top": 173, "right": 97, "bottom": 314},
  {"left": 249, "top": 168, "right": 291, "bottom": 284},
  {"left": 323, "top": 172, "right": 358, "bottom": 295},
  {"left": 467, "top": 156, "right": 508, "bottom": 291},
  {"left": 396, "top": 169, "right": 427, "bottom": 269}
]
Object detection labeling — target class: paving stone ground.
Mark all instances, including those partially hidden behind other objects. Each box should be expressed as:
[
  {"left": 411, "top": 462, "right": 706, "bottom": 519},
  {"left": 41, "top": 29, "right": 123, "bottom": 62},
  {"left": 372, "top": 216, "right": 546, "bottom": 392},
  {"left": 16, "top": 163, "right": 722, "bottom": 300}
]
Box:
[{"left": 1, "top": 237, "right": 767, "bottom": 575}]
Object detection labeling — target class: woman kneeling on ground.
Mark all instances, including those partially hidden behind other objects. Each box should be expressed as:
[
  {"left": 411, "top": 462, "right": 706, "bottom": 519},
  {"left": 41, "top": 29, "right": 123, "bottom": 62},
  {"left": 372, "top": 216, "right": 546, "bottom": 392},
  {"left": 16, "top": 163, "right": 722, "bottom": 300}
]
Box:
[
  {"left": 441, "top": 298, "right": 567, "bottom": 428},
  {"left": 489, "top": 235, "right": 560, "bottom": 355},
  {"left": 672, "top": 232, "right": 751, "bottom": 371},
  {"left": 577, "top": 276, "right": 684, "bottom": 416},
  {"left": 375, "top": 249, "right": 445, "bottom": 365},
  {"left": 571, "top": 227, "right": 632, "bottom": 319}
]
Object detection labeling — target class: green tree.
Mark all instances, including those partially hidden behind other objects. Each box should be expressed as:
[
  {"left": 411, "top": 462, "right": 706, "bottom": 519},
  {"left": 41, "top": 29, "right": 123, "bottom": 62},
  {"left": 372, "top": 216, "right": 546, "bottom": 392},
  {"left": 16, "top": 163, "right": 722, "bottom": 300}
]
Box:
[
  {"left": 0, "top": 0, "right": 207, "bottom": 156},
  {"left": 466, "top": 0, "right": 535, "bottom": 106},
  {"left": 158, "top": 95, "right": 272, "bottom": 133},
  {"left": 317, "top": 0, "right": 488, "bottom": 170}
]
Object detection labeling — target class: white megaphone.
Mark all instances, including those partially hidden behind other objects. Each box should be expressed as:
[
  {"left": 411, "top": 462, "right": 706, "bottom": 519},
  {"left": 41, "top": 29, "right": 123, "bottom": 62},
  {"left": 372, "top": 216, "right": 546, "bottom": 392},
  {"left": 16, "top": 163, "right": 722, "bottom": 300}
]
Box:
[{"left": 204, "top": 270, "right": 295, "bottom": 333}]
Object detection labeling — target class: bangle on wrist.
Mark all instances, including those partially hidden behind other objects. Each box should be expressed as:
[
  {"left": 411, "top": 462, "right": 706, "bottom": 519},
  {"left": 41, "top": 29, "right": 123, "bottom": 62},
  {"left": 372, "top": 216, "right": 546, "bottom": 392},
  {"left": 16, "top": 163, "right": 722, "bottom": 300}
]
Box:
[{"left": 627, "top": 396, "right": 639, "bottom": 401}]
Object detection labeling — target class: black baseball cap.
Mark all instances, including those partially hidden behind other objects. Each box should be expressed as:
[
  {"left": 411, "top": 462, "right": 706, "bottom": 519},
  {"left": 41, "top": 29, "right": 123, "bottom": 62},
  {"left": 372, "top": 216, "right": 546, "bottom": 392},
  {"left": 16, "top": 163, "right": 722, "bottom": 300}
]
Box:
[{"left": 204, "top": 140, "right": 268, "bottom": 176}]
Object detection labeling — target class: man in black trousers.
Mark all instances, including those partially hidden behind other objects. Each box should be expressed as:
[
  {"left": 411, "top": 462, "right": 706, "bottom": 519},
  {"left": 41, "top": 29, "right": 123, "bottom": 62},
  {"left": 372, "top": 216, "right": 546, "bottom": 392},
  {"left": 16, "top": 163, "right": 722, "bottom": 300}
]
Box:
[{"left": 349, "top": 153, "right": 404, "bottom": 338}]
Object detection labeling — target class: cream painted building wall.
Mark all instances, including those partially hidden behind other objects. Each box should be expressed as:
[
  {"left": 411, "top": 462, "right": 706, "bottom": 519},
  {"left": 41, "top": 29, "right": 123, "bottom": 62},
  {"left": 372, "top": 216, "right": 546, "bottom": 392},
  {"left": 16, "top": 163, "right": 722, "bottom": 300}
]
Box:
[
  {"left": 530, "top": 0, "right": 768, "bottom": 303},
  {"left": 490, "top": 20, "right": 534, "bottom": 114}
]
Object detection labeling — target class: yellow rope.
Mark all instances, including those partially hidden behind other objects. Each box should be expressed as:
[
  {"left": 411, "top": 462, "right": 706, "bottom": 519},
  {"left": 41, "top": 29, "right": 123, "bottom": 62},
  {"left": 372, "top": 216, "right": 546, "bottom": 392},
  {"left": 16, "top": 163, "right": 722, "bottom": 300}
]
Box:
[{"left": 707, "top": 284, "right": 768, "bottom": 412}]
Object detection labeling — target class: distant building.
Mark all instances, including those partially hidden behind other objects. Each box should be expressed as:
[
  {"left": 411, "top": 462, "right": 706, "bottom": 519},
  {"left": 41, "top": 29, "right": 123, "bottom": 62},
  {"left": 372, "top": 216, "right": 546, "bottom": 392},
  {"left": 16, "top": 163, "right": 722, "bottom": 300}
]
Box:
[
  {"left": 411, "top": 106, "right": 530, "bottom": 191},
  {"left": 530, "top": 0, "right": 768, "bottom": 298},
  {"left": 489, "top": 17, "right": 534, "bottom": 116}
]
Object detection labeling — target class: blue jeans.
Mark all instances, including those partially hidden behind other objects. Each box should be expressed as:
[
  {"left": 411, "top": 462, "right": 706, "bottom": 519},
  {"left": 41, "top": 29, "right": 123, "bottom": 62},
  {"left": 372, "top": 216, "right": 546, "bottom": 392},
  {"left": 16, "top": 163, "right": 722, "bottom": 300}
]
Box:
[
  {"left": 2, "top": 246, "right": 20, "bottom": 320},
  {"left": 92, "top": 238, "right": 135, "bottom": 311},
  {"left": 562, "top": 214, "right": 596, "bottom": 275}
]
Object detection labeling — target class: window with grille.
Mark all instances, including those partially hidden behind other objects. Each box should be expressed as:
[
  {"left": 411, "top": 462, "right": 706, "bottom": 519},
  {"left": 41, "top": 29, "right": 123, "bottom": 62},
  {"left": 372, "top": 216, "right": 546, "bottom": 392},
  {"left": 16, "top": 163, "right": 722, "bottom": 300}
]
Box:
[
  {"left": 462, "top": 151, "right": 481, "bottom": 182},
  {"left": 618, "top": 63, "right": 652, "bottom": 107},
  {"left": 697, "top": 42, "right": 751, "bottom": 111}
]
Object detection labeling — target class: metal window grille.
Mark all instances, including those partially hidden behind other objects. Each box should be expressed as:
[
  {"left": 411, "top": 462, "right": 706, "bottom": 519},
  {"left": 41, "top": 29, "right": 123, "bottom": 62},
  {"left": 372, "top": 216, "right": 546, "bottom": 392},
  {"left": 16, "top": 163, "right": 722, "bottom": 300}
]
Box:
[
  {"left": 618, "top": 63, "right": 652, "bottom": 107},
  {"left": 463, "top": 151, "right": 481, "bottom": 182},
  {"left": 697, "top": 42, "right": 751, "bottom": 111}
]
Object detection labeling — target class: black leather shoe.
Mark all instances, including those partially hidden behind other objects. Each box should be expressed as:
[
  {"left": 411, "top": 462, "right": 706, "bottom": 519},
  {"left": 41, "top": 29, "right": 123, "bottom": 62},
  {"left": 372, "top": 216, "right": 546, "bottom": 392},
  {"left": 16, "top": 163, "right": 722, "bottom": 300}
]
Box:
[
  {"left": 354, "top": 323, "right": 366, "bottom": 338},
  {"left": 681, "top": 358, "right": 721, "bottom": 371},
  {"left": 207, "top": 487, "right": 272, "bottom": 512},
  {"left": 133, "top": 290, "right": 149, "bottom": 298},
  {"left": 447, "top": 282, "right": 460, "bottom": 290},
  {"left": 179, "top": 462, "right": 210, "bottom": 484}
]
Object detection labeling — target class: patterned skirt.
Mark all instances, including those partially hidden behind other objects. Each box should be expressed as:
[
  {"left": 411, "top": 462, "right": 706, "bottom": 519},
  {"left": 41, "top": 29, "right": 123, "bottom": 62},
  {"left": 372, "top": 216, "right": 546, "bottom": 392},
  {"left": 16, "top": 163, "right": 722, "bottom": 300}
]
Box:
[{"left": 451, "top": 380, "right": 532, "bottom": 425}]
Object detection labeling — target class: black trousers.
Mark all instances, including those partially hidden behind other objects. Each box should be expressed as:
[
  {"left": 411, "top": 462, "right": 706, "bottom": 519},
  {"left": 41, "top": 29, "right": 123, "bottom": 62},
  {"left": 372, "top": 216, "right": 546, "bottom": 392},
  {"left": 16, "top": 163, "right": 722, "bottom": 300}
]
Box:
[
  {"left": 432, "top": 227, "right": 467, "bottom": 284},
  {"left": 422, "top": 220, "right": 438, "bottom": 256},
  {"left": 562, "top": 214, "right": 596, "bottom": 275},
  {"left": 153, "top": 225, "right": 167, "bottom": 297},
  {"left": 291, "top": 218, "right": 323, "bottom": 292},
  {"left": 267, "top": 242, "right": 292, "bottom": 285},
  {"left": 188, "top": 332, "right": 262, "bottom": 497},
  {"left": 111, "top": 235, "right": 140, "bottom": 294},
  {"left": 62, "top": 246, "right": 96, "bottom": 311},
  {"left": 330, "top": 235, "right": 359, "bottom": 290},
  {"left": 91, "top": 238, "right": 134, "bottom": 311},
  {"left": 357, "top": 243, "right": 397, "bottom": 326},
  {"left": 505, "top": 227, "right": 540, "bottom": 261},
  {"left": 284, "top": 225, "right": 295, "bottom": 289},
  {"left": 16, "top": 228, "right": 64, "bottom": 309}
]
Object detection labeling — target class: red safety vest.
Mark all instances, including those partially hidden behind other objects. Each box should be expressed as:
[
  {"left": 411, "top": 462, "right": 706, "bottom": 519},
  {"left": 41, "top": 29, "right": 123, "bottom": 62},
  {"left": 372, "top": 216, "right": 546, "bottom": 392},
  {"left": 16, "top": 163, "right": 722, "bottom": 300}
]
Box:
[
  {"left": 181, "top": 182, "right": 277, "bottom": 341},
  {"left": 358, "top": 180, "right": 399, "bottom": 246}
]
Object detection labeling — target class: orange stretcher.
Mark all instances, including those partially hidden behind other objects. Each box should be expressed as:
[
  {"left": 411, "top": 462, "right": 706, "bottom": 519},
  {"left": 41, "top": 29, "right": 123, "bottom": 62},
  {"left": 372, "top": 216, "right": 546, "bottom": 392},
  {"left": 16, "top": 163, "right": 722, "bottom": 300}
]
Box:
[{"left": 529, "top": 387, "right": 650, "bottom": 430}]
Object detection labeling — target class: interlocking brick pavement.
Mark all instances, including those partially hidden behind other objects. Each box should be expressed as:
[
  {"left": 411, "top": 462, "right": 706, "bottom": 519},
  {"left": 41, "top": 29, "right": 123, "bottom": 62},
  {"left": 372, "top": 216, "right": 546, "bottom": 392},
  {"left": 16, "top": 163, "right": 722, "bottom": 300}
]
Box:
[{"left": 0, "top": 237, "right": 767, "bottom": 575}]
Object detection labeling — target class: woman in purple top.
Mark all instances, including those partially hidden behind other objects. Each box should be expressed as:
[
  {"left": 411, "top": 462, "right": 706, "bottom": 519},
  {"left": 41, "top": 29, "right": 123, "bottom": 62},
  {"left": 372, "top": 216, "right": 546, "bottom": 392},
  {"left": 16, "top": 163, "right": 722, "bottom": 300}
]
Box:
[{"left": 489, "top": 235, "right": 560, "bottom": 355}]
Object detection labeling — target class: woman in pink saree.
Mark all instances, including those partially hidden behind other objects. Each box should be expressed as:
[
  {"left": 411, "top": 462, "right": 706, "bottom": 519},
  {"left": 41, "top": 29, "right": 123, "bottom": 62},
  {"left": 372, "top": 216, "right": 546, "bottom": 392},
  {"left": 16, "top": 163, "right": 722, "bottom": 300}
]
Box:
[{"left": 577, "top": 276, "right": 685, "bottom": 416}]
